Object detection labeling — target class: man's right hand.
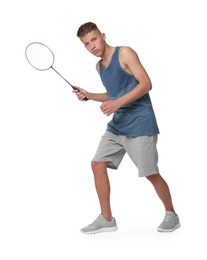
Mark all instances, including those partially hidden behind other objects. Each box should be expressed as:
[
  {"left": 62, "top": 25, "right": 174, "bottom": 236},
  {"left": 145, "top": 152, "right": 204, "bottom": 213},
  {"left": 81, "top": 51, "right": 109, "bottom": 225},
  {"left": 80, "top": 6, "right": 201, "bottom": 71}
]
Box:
[{"left": 73, "top": 87, "right": 89, "bottom": 101}]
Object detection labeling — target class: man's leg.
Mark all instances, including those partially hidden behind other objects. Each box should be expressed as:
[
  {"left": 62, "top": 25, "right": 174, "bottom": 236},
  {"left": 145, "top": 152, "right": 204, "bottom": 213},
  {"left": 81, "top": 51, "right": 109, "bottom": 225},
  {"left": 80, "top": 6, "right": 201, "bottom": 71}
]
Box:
[
  {"left": 146, "top": 173, "right": 175, "bottom": 213},
  {"left": 91, "top": 161, "right": 113, "bottom": 220},
  {"left": 80, "top": 161, "right": 118, "bottom": 234},
  {"left": 146, "top": 173, "right": 180, "bottom": 232}
]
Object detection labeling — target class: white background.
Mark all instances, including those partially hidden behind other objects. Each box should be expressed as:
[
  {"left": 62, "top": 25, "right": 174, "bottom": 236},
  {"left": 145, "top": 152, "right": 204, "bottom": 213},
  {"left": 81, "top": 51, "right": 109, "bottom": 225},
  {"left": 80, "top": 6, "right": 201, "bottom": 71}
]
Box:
[{"left": 1, "top": 0, "right": 207, "bottom": 259}]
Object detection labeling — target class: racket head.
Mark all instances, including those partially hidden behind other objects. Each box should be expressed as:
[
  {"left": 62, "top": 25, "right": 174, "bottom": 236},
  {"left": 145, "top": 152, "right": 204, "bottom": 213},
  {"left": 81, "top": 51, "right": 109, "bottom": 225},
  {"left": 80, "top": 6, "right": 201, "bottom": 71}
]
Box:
[{"left": 25, "top": 42, "right": 55, "bottom": 71}]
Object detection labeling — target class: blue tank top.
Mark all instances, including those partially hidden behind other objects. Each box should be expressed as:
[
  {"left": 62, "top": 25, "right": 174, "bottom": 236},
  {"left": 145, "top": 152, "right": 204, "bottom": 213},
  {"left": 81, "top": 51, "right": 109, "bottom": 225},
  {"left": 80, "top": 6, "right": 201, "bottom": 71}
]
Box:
[{"left": 99, "top": 46, "right": 159, "bottom": 136}]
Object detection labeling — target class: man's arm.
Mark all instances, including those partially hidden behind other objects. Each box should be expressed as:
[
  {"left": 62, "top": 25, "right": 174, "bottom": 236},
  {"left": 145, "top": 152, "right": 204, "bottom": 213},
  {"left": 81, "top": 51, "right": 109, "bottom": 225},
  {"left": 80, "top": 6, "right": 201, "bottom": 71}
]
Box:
[
  {"left": 118, "top": 46, "right": 152, "bottom": 104},
  {"left": 88, "top": 92, "right": 109, "bottom": 102},
  {"left": 73, "top": 87, "right": 109, "bottom": 102}
]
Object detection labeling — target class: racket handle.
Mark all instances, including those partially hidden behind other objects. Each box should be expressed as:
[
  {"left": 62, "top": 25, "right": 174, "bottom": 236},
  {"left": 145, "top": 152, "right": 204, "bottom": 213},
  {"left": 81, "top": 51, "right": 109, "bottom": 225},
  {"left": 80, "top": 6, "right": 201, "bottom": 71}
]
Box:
[{"left": 73, "top": 87, "right": 88, "bottom": 101}]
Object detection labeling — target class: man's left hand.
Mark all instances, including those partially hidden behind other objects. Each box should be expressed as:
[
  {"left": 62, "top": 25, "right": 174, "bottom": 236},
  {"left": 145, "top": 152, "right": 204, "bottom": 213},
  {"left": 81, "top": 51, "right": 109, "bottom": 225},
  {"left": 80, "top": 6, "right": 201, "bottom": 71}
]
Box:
[{"left": 100, "top": 100, "right": 120, "bottom": 116}]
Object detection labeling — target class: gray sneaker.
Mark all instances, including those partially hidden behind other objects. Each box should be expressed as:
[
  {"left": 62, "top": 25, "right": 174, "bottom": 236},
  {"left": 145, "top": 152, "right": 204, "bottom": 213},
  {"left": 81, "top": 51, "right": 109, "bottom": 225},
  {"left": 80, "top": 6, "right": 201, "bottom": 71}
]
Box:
[
  {"left": 157, "top": 211, "right": 181, "bottom": 232},
  {"left": 80, "top": 214, "right": 118, "bottom": 234}
]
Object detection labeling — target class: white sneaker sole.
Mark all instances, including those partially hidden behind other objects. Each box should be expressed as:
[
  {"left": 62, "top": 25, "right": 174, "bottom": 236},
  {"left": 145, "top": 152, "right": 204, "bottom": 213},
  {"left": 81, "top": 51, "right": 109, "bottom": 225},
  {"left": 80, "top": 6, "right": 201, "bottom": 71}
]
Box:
[
  {"left": 157, "top": 223, "right": 181, "bottom": 232},
  {"left": 81, "top": 226, "right": 118, "bottom": 235}
]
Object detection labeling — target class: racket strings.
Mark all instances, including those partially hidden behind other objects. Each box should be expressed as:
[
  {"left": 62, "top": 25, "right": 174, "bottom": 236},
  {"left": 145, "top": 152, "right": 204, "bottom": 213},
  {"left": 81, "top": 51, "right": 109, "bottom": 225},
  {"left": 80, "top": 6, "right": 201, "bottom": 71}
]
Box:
[{"left": 25, "top": 42, "right": 54, "bottom": 71}]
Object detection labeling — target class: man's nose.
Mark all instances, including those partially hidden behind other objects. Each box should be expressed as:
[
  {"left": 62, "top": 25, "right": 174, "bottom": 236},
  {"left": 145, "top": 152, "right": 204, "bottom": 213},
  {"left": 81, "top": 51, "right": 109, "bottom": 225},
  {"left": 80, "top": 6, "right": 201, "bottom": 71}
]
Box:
[{"left": 91, "top": 42, "right": 96, "bottom": 50}]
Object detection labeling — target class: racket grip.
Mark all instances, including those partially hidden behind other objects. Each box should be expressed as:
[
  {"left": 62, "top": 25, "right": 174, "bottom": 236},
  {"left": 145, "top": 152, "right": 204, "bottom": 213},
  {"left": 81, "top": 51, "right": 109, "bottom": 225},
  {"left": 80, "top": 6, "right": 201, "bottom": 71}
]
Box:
[{"left": 73, "top": 87, "right": 88, "bottom": 101}]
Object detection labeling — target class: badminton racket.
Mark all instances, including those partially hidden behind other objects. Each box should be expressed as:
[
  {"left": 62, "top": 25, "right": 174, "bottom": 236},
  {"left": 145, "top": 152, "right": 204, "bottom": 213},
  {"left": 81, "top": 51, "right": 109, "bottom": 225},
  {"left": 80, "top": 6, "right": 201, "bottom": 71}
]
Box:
[{"left": 25, "top": 42, "right": 88, "bottom": 100}]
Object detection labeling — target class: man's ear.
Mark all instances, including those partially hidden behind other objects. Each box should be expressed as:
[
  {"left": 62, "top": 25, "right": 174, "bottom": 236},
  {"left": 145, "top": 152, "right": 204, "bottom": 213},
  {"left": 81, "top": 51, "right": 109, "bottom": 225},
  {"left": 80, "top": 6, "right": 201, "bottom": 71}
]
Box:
[{"left": 102, "top": 33, "right": 106, "bottom": 40}]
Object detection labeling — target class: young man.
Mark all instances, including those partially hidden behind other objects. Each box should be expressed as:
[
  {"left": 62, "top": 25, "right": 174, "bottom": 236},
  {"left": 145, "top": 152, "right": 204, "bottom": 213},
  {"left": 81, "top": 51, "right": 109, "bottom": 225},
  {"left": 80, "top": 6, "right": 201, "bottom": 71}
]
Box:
[{"left": 74, "top": 22, "right": 180, "bottom": 234}]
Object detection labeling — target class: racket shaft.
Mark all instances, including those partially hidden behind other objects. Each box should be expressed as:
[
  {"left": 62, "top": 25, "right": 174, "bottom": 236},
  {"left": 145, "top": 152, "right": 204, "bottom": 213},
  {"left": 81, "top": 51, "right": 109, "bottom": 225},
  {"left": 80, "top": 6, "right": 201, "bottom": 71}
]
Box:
[
  {"left": 51, "top": 67, "right": 75, "bottom": 89},
  {"left": 51, "top": 67, "right": 88, "bottom": 100}
]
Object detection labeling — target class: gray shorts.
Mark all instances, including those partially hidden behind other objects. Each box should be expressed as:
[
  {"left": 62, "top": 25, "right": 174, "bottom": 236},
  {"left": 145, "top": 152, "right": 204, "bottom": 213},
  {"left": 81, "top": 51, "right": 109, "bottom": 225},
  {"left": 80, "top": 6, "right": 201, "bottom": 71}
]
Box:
[{"left": 92, "top": 131, "right": 159, "bottom": 177}]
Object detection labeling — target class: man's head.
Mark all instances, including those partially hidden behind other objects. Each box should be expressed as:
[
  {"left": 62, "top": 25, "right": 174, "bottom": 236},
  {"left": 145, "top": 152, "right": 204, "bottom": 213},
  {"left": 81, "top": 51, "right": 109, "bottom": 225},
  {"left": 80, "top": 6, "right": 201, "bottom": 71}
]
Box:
[
  {"left": 77, "top": 22, "right": 106, "bottom": 57},
  {"left": 76, "top": 22, "right": 100, "bottom": 38}
]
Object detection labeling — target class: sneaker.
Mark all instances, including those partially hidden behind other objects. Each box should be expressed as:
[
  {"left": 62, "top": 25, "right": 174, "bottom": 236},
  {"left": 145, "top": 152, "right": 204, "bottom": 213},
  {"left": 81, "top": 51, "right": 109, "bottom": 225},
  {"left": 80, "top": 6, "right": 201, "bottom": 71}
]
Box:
[
  {"left": 80, "top": 214, "right": 118, "bottom": 234},
  {"left": 157, "top": 211, "right": 181, "bottom": 232}
]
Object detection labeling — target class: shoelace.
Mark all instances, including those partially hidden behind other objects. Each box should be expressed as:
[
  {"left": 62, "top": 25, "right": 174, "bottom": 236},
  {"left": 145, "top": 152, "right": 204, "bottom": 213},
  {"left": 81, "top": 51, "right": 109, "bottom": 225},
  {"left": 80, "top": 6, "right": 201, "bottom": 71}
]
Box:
[
  {"left": 163, "top": 213, "right": 172, "bottom": 223},
  {"left": 91, "top": 215, "right": 102, "bottom": 225}
]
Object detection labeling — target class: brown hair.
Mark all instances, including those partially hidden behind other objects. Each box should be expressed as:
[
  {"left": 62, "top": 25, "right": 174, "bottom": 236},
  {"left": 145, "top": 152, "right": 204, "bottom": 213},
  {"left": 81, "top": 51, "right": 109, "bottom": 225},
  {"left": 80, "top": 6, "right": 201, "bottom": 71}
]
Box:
[{"left": 76, "top": 22, "right": 100, "bottom": 38}]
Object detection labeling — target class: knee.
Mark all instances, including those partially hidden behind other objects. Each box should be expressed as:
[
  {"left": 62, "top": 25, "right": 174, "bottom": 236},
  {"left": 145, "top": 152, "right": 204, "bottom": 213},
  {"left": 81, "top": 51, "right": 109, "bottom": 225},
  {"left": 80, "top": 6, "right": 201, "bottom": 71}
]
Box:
[
  {"left": 146, "top": 173, "right": 160, "bottom": 183},
  {"left": 91, "top": 161, "right": 108, "bottom": 173}
]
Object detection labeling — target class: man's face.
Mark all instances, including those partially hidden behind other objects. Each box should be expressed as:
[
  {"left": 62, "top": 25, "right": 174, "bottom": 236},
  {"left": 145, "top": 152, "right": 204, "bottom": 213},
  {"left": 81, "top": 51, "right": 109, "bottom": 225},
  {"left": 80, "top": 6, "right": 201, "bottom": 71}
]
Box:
[{"left": 80, "top": 30, "right": 106, "bottom": 57}]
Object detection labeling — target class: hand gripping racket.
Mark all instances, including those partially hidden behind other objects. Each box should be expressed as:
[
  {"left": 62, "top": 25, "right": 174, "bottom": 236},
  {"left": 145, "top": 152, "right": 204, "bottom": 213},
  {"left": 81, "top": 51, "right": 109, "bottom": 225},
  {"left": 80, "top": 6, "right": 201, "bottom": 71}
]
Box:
[{"left": 25, "top": 42, "right": 88, "bottom": 100}]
